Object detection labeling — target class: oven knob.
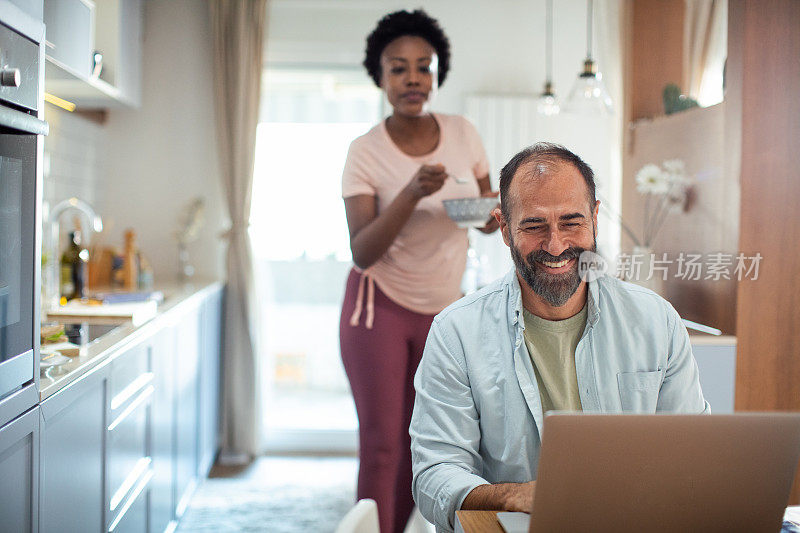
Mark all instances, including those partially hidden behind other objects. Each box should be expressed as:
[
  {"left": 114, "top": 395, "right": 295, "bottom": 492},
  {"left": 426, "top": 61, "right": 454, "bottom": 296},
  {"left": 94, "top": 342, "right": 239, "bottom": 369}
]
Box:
[{"left": 1, "top": 68, "right": 20, "bottom": 87}]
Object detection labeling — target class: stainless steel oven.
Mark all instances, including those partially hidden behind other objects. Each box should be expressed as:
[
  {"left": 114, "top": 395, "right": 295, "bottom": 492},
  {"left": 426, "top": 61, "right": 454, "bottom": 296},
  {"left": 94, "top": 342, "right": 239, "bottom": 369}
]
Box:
[{"left": 0, "top": 2, "right": 46, "bottom": 414}]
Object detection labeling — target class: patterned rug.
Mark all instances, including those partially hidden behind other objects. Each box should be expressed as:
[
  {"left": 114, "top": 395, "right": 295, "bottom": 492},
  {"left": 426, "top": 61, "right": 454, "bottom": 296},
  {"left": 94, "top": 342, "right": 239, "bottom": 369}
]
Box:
[{"left": 177, "top": 456, "right": 358, "bottom": 533}]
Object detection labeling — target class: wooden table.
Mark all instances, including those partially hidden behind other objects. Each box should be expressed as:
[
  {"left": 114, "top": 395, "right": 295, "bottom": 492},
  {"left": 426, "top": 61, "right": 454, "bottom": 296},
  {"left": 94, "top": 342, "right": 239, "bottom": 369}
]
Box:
[
  {"left": 454, "top": 510, "right": 506, "bottom": 533},
  {"left": 455, "top": 507, "right": 800, "bottom": 533}
]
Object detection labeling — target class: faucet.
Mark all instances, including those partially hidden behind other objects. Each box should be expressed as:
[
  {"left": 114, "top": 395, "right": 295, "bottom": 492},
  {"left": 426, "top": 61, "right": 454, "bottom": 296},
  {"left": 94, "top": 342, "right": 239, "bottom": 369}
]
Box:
[{"left": 44, "top": 197, "right": 103, "bottom": 309}]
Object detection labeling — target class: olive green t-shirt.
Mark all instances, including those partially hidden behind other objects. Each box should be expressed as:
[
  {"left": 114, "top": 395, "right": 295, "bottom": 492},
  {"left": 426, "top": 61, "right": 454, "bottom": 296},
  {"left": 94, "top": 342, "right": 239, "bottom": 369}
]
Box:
[{"left": 522, "top": 304, "right": 587, "bottom": 414}]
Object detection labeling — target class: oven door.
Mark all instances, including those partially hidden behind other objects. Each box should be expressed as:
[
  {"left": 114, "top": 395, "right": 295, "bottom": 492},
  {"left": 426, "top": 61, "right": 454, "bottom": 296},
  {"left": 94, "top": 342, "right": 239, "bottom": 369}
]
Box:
[{"left": 0, "top": 104, "right": 46, "bottom": 403}]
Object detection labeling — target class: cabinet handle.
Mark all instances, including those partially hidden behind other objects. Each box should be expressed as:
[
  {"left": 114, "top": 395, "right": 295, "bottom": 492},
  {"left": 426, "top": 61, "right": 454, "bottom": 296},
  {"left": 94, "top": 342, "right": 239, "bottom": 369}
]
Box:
[
  {"left": 108, "top": 469, "right": 153, "bottom": 532},
  {"left": 0, "top": 105, "right": 48, "bottom": 135},
  {"left": 108, "top": 385, "right": 153, "bottom": 432},
  {"left": 110, "top": 457, "right": 152, "bottom": 512},
  {"left": 111, "top": 372, "right": 154, "bottom": 411}
]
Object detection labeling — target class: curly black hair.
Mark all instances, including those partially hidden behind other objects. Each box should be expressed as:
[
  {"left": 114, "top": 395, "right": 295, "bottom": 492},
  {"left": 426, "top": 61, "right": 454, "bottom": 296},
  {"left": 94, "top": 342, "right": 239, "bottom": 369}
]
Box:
[{"left": 363, "top": 9, "right": 451, "bottom": 88}]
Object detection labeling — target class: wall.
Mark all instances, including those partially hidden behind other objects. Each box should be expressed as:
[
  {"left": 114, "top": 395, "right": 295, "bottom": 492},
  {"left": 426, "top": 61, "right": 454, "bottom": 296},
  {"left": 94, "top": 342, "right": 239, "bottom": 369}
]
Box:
[
  {"left": 729, "top": 0, "right": 800, "bottom": 504},
  {"left": 267, "top": 0, "right": 596, "bottom": 114},
  {"left": 621, "top": 104, "right": 739, "bottom": 334},
  {"left": 42, "top": 106, "right": 104, "bottom": 245},
  {"left": 98, "top": 0, "right": 225, "bottom": 282}
]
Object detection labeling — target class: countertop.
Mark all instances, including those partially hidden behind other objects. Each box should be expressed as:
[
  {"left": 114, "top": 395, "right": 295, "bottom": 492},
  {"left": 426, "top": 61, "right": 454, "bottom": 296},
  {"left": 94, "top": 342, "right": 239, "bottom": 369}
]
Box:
[
  {"left": 38, "top": 280, "right": 223, "bottom": 400},
  {"left": 36, "top": 279, "right": 731, "bottom": 399}
]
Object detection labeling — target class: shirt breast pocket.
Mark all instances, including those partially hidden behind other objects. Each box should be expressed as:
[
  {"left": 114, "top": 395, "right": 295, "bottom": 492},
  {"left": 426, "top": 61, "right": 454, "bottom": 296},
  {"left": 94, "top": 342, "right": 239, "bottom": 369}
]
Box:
[{"left": 617, "top": 369, "right": 663, "bottom": 413}]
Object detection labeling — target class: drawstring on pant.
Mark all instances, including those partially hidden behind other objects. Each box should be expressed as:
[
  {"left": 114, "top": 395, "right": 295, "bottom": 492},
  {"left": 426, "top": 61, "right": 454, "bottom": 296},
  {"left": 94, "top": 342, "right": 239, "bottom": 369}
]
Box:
[{"left": 349, "top": 270, "right": 375, "bottom": 329}]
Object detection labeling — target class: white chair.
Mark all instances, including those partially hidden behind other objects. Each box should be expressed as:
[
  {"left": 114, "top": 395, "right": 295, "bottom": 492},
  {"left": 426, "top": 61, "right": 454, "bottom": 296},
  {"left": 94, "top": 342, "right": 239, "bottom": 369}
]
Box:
[{"left": 335, "top": 498, "right": 380, "bottom": 533}]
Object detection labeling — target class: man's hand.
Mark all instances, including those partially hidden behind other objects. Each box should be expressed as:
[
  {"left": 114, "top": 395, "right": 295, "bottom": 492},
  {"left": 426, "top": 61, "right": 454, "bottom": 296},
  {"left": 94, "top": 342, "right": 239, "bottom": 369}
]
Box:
[
  {"left": 504, "top": 481, "right": 536, "bottom": 512},
  {"left": 461, "top": 481, "right": 536, "bottom": 513}
]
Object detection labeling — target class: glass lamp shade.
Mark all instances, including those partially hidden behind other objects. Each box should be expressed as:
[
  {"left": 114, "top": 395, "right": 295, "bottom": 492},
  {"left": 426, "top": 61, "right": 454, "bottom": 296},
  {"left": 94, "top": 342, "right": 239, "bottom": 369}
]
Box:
[
  {"left": 564, "top": 59, "right": 613, "bottom": 115},
  {"left": 536, "top": 81, "right": 560, "bottom": 116}
]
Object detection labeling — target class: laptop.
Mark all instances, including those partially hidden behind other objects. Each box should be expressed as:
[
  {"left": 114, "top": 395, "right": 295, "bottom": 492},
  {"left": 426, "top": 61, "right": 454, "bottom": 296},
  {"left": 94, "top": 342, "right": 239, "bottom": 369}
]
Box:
[{"left": 496, "top": 413, "right": 800, "bottom": 533}]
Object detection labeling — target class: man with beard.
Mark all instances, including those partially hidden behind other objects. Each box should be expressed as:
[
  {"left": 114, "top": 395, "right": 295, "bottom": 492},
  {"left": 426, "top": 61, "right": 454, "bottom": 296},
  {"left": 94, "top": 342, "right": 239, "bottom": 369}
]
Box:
[{"left": 409, "top": 143, "right": 709, "bottom": 532}]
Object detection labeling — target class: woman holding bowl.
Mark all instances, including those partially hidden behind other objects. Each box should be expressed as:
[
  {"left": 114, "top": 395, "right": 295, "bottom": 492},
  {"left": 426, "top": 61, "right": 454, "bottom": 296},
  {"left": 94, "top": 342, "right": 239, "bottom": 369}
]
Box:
[{"left": 339, "top": 9, "right": 498, "bottom": 532}]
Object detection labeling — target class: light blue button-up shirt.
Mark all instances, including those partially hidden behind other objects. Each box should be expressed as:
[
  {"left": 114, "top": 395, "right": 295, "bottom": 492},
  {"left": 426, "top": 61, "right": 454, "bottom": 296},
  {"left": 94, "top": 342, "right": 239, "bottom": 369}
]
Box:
[{"left": 410, "top": 270, "right": 710, "bottom": 532}]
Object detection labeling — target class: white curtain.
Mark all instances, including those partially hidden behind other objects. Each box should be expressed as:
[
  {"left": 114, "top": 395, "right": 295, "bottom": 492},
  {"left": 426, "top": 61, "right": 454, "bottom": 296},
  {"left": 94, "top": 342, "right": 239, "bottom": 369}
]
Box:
[
  {"left": 684, "top": 0, "right": 728, "bottom": 106},
  {"left": 209, "top": 0, "right": 267, "bottom": 461}
]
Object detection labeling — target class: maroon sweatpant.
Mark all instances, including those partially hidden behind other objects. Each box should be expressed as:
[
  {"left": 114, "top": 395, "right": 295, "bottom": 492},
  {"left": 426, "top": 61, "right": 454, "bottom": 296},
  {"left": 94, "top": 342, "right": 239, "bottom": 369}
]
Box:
[{"left": 339, "top": 269, "right": 436, "bottom": 533}]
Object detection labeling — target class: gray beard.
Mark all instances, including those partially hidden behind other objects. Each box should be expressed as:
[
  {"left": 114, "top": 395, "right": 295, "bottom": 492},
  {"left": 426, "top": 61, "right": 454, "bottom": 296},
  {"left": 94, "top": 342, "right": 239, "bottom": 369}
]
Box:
[{"left": 509, "top": 238, "right": 596, "bottom": 307}]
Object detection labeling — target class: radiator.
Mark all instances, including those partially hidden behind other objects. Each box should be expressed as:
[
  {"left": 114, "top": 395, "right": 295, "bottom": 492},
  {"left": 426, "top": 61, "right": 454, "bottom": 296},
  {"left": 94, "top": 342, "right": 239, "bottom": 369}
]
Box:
[
  {"left": 465, "top": 94, "right": 539, "bottom": 187},
  {"left": 462, "top": 93, "right": 622, "bottom": 274}
]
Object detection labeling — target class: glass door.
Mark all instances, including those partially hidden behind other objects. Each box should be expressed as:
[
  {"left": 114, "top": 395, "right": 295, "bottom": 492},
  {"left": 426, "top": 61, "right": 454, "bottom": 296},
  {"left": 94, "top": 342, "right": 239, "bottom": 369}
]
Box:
[
  {"left": 252, "top": 67, "right": 382, "bottom": 452},
  {"left": 0, "top": 127, "right": 38, "bottom": 398}
]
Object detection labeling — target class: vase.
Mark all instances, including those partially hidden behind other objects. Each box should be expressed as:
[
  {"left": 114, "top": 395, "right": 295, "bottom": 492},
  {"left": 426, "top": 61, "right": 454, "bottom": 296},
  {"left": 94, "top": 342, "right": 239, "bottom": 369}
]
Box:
[{"left": 629, "top": 245, "right": 665, "bottom": 295}]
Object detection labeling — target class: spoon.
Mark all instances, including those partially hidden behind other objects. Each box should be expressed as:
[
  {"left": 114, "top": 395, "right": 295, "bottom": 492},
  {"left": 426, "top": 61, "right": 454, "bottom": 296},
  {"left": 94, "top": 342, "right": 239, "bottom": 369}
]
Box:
[{"left": 425, "top": 161, "right": 471, "bottom": 184}]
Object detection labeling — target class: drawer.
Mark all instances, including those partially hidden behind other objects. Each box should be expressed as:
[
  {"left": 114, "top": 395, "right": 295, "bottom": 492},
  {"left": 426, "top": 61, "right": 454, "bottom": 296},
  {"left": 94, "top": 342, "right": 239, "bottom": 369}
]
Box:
[
  {"left": 107, "top": 385, "right": 152, "bottom": 518},
  {"left": 110, "top": 343, "right": 152, "bottom": 417}
]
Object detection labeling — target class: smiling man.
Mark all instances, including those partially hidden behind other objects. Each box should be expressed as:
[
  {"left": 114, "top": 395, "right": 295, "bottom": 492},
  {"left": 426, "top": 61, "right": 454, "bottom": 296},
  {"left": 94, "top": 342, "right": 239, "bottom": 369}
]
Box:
[{"left": 409, "top": 143, "right": 709, "bottom": 532}]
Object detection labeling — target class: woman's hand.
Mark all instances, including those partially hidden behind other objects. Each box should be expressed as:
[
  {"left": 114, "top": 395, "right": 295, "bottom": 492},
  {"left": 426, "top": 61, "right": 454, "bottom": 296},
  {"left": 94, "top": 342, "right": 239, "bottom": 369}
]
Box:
[
  {"left": 477, "top": 190, "right": 500, "bottom": 234},
  {"left": 405, "top": 163, "right": 448, "bottom": 200}
]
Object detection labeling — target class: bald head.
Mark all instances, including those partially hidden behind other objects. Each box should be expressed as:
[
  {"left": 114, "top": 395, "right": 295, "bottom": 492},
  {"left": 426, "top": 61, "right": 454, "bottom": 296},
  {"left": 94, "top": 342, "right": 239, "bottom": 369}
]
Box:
[{"left": 499, "top": 143, "right": 596, "bottom": 221}]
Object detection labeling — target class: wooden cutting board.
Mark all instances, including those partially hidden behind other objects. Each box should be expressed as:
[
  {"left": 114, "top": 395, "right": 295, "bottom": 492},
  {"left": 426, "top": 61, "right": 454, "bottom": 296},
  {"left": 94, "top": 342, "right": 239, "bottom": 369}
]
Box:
[{"left": 46, "top": 300, "right": 157, "bottom": 327}]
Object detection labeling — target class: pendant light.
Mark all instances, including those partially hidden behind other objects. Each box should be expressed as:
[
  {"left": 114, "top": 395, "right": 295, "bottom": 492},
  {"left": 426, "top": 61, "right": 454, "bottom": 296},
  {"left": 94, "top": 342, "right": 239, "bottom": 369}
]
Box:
[
  {"left": 537, "top": 0, "right": 560, "bottom": 116},
  {"left": 565, "top": 0, "right": 613, "bottom": 114}
]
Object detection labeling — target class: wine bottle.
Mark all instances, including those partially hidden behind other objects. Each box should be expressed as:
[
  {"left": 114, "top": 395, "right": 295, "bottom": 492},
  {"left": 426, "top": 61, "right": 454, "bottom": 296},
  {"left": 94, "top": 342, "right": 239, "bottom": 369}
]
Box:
[{"left": 60, "top": 231, "right": 89, "bottom": 300}]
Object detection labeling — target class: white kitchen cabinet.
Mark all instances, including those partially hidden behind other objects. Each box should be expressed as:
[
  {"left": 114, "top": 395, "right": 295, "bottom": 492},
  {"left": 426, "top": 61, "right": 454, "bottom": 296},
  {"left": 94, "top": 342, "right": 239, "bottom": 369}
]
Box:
[
  {"left": 174, "top": 304, "right": 200, "bottom": 520},
  {"left": 40, "top": 364, "right": 106, "bottom": 533},
  {"left": 43, "top": 0, "right": 142, "bottom": 108},
  {"left": 92, "top": 0, "right": 141, "bottom": 106},
  {"left": 198, "top": 288, "right": 222, "bottom": 477},
  {"left": 34, "top": 283, "right": 223, "bottom": 532},
  {"left": 43, "top": 0, "right": 94, "bottom": 79},
  {"left": 106, "top": 338, "right": 153, "bottom": 532},
  {"left": 0, "top": 406, "right": 40, "bottom": 533},
  {"left": 149, "top": 323, "right": 177, "bottom": 533},
  {"left": 692, "top": 338, "right": 737, "bottom": 414}
]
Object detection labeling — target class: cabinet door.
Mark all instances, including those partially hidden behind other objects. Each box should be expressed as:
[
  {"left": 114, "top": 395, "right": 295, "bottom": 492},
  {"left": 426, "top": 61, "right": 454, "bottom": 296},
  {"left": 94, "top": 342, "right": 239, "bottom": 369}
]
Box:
[
  {"left": 40, "top": 364, "right": 106, "bottom": 533},
  {"left": 198, "top": 287, "right": 222, "bottom": 476},
  {"left": 174, "top": 307, "right": 200, "bottom": 518},
  {"left": 115, "top": 0, "right": 142, "bottom": 106},
  {"left": 150, "top": 324, "right": 176, "bottom": 533},
  {"left": 43, "top": 0, "right": 94, "bottom": 79},
  {"left": 0, "top": 406, "right": 40, "bottom": 532}
]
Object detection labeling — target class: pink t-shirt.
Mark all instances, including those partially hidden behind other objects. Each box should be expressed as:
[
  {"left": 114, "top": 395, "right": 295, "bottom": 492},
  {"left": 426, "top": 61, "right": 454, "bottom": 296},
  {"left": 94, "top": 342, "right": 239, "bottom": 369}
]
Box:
[{"left": 342, "top": 113, "right": 490, "bottom": 315}]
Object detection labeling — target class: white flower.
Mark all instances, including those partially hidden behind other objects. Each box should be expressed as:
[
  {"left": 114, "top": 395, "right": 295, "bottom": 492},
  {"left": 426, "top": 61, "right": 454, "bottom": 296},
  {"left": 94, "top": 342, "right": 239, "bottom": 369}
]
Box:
[
  {"left": 662, "top": 159, "right": 686, "bottom": 175},
  {"left": 635, "top": 164, "right": 670, "bottom": 195},
  {"left": 666, "top": 191, "right": 687, "bottom": 212},
  {"left": 662, "top": 159, "right": 692, "bottom": 194}
]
